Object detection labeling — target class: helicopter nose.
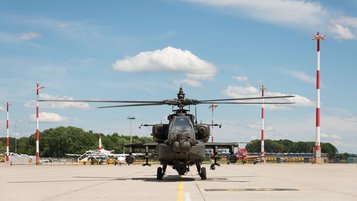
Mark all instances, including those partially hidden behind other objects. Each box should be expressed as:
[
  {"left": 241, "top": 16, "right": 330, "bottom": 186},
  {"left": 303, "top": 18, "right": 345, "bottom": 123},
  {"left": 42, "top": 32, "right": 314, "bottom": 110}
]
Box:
[{"left": 173, "top": 140, "right": 191, "bottom": 153}]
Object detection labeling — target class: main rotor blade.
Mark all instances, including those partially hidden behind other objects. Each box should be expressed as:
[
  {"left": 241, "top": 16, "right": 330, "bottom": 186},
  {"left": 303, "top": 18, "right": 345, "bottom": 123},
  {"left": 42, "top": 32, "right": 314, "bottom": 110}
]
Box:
[
  {"left": 199, "top": 95, "right": 294, "bottom": 102},
  {"left": 200, "top": 101, "right": 295, "bottom": 104},
  {"left": 98, "top": 103, "right": 165, "bottom": 109},
  {"left": 39, "top": 99, "right": 163, "bottom": 104}
]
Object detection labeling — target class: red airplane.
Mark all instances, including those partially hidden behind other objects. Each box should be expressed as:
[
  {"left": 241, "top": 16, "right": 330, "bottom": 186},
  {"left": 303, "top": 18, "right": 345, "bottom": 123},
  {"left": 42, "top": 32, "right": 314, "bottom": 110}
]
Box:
[{"left": 236, "top": 148, "right": 261, "bottom": 164}]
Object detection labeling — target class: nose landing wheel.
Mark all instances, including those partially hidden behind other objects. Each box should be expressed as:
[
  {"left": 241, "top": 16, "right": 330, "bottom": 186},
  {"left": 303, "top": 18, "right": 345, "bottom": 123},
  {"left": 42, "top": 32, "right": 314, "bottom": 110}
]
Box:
[
  {"left": 196, "top": 162, "right": 207, "bottom": 180},
  {"left": 157, "top": 167, "right": 163, "bottom": 180},
  {"left": 199, "top": 167, "right": 207, "bottom": 180},
  {"left": 157, "top": 165, "right": 167, "bottom": 180}
]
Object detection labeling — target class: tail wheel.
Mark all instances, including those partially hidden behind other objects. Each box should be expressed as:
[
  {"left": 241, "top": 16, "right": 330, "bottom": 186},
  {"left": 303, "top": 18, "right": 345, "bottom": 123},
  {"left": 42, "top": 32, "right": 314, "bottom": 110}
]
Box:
[
  {"left": 157, "top": 167, "right": 163, "bottom": 180},
  {"left": 200, "top": 167, "right": 207, "bottom": 180}
]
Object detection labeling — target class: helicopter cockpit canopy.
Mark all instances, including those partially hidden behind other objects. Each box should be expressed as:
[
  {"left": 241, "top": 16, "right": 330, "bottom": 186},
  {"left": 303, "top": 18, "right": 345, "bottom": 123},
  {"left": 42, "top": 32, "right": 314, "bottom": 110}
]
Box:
[{"left": 170, "top": 117, "right": 194, "bottom": 133}]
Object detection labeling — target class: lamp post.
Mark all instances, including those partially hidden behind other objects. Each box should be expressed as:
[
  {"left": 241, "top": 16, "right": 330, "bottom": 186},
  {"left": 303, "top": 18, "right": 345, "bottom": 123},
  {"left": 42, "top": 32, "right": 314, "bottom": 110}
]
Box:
[
  {"left": 127, "top": 116, "right": 136, "bottom": 143},
  {"left": 34, "top": 82, "right": 45, "bottom": 165},
  {"left": 5, "top": 102, "right": 10, "bottom": 162},
  {"left": 209, "top": 104, "right": 218, "bottom": 142}
]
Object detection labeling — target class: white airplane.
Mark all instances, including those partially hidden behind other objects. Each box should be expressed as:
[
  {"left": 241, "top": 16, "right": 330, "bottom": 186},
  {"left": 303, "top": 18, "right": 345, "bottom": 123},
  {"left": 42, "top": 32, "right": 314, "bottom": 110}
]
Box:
[{"left": 67, "top": 136, "right": 142, "bottom": 165}]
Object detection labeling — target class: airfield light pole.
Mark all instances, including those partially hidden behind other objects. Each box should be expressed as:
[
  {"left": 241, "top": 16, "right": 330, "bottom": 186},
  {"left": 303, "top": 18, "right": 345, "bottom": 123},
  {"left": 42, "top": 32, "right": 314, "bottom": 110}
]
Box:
[
  {"left": 260, "top": 85, "right": 266, "bottom": 160},
  {"left": 312, "top": 32, "right": 325, "bottom": 162},
  {"left": 34, "top": 82, "right": 45, "bottom": 165},
  {"left": 209, "top": 104, "right": 218, "bottom": 142},
  {"left": 5, "top": 102, "right": 10, "bottom": 162},
  {"left": 127, "top": 116, "right": 136, "bottom": 143}
]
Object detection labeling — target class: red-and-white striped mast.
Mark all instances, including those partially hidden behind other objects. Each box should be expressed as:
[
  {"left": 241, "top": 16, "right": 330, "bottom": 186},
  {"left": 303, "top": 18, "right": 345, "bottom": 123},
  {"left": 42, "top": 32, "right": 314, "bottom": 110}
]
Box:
[
  {"left": 260, "top": 85, "right": 266, "bottom": 158},
  {"left": 312, "top": 32, "right": 325, "bottom": 161},
  {"left": 34, "top": 82, "right": 45, "bottom": 165},
  {"left": 5, "top": 102, "right": 10, "bottom": 162}
]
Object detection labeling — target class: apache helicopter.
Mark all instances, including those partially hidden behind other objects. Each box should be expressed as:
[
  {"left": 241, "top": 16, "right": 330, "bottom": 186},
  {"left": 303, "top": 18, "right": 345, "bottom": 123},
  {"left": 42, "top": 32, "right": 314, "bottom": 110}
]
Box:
[{"left": 40, "top": 87, "right": 293, "bottom": 180}]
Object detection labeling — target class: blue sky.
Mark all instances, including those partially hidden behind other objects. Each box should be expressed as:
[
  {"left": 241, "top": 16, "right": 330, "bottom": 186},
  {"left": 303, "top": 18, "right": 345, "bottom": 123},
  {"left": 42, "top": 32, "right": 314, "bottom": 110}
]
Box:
[{"left": 1, "top": 0, "right": 357, "bottom": 153}]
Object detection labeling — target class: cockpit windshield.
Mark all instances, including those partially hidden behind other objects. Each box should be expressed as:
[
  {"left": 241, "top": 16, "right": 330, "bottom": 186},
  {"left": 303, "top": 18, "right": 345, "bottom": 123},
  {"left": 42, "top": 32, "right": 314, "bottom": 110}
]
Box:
[{"left": 170, "top": 117, "right": 193, "bottom": 133}]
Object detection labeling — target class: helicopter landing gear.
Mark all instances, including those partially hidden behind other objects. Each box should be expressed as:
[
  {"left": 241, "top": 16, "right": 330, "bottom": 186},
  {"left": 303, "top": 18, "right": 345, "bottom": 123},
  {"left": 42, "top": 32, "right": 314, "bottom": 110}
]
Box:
[
  {"left": 173, "top": 163, "right": 189, "bottom": 175},
  {"left": 157, "top": 164, "right": 167, "bottom": 180},
  {"left": 200, "top": 167, "right": 207, "bottom": 180},
  {"left": 210, "top": 151, "right": 220, "bottom": 170},
  {"left": 196, "top": 162, "right": 207, "bottom": 180},
  {"left": 142, "top": 146, "right": 151, "bottom": 166},
  {"left": 142, "top": 156, "right": 151, "bottom": 166},
  {"left": 157, "top": 167, "right": 163, "bottom": 180}
]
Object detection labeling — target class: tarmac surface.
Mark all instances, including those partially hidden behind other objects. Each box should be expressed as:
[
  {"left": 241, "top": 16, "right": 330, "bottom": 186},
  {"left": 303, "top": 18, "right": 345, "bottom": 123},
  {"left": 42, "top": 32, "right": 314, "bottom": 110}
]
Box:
[{"left": 0, "top": 163, "right": 356, "bottom": 201}]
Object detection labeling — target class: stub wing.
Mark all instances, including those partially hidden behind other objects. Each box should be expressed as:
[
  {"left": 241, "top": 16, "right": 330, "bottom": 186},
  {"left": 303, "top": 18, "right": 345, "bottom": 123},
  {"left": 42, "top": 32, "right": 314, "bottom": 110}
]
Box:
[
  {"left": 205, "top": 142, "right": 239, "bottom": 150},
  {"left": 125, "top": 142, "right": 158, "bottom": 150},
  {"left": 205, "top": 142, "right": 239, "bottom": 169},
  {"left": 124, "top": 143, "right": 158, "bottom": 166}
]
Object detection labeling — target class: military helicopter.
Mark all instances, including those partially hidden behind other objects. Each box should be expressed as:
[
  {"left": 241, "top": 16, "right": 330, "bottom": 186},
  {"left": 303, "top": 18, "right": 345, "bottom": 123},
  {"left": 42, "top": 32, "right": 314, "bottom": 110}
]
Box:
[{"left": 40, "top": 87, "right": 293, "bottom": 180}]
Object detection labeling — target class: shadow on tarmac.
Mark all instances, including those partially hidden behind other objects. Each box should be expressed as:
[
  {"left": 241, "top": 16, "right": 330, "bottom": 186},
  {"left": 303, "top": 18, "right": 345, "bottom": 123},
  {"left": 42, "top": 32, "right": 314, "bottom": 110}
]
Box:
[{"left": 8, "top": 175, "right": 252, "bottom": 184}]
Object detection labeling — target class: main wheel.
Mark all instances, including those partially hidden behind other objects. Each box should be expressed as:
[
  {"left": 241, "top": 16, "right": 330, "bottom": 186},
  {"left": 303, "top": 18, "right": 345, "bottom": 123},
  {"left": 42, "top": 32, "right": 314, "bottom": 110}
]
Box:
[
  {"left": 228, "top": 155, "right": 238, "bottom": 164},
  {"left": 125, "top": 155, "right": 134, "bottom": 165},
  {"left": 200, "top": 167, "right": 207, "bottom": 180},
  {"left": 157, "top": 167, "right": 163, "bottom": 180}
]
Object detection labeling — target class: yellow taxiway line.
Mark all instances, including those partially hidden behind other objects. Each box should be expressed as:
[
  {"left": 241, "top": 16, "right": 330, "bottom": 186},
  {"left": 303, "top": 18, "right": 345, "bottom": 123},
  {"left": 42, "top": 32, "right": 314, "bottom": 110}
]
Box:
[{"left": 176, "top": 176, "right": 184, "bottom": 201}]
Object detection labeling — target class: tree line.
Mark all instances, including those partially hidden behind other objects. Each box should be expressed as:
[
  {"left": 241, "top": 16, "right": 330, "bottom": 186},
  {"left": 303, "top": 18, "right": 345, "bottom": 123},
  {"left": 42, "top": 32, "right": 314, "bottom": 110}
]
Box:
[
  {"left": 245, "top": 139, "right": 340, "bottom": 160},
  {"left": 0, "top": 126, "right": 351, "bottom": 160},
  {"left": 0, "top": 126, "right": 153, "bottom": 157}
]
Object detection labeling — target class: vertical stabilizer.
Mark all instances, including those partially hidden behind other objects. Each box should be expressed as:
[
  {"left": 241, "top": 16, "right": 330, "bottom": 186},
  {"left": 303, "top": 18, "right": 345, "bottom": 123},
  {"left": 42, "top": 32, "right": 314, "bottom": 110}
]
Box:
[{"left": 98, "top": 136, "right": 103, "bottom": 150}]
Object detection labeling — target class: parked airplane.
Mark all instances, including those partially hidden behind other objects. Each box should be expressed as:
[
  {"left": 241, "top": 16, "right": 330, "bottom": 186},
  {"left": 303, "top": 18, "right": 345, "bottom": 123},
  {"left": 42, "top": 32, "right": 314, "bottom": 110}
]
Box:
[
  {"left": 236, "top": 148, "right": 261, "bottom": 164},
  {"left": 66, "top": 136, "right": 142, "bottom": 165}
]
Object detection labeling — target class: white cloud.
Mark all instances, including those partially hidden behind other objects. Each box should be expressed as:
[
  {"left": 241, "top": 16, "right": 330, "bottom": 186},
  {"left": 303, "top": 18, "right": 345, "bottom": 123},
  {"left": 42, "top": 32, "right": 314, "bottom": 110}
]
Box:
[
  {"left": 233, "top": 75, "right": 248, "bottom": 82},
  {"left": 112, "top": 46, "right": 217, "bottom": 87},
  {"left": 345, "top": 117, "right": 357, "bottom": 122},
  {"left": 174, "top": 79, "right": 202, "bottom": 87},
  {"left": 0, "top": 31, "right": 40, "bottom": 42},
  {"left": 188, "top": 0, "right": 326, "bottom": 25},
  {"left": 334, "top": 16, "right": 357, "bottom": 27},
  {"left": 2, "top": 14, "right": 114, "bottom": 45},
  {"left": 16, "top": 32, "right": 40, "bottom": 41},
  {"left": 0, "top": 106, "right": 5, "bottom": 112},
  {"left": 321, "top": 133, "right": 341, "bottom": 140},
  {"left": 223, "top": 85, "right": 313, "bottom": 109},
  {"left": 223, "top": 85, "right": 259, "bottom": 97},
  {"left": 247, "top": 122, "right": 275, "bottom": 132},
  {"left": 330, "top": 24, "right": 354, "bottom": 40},
  {"left": 267, "top": 91, "right": 314, "bottom": 107},
  {"left": 4, "top": 14, "right": 71, "bottom": 30},
  {"left": 187, "top": 0, "right": 357, "bottom": 40},
  {"left": 189, "top": 0, "right": 326, "bottom": 27},
  {"left": 322, "top": 115, "right": 357, "bottom": 134},
  {"left": 284, "top": 70, "right": 315, "bottom": 84},
  {"left": 30, "top": 112, "right": 68, "bottom": 123},
  {"left": 330, "top": 16, "right": 357, "bottom": 40},
  {"left": 25, "top": 93, "right": 90, "bottom": 110}
]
